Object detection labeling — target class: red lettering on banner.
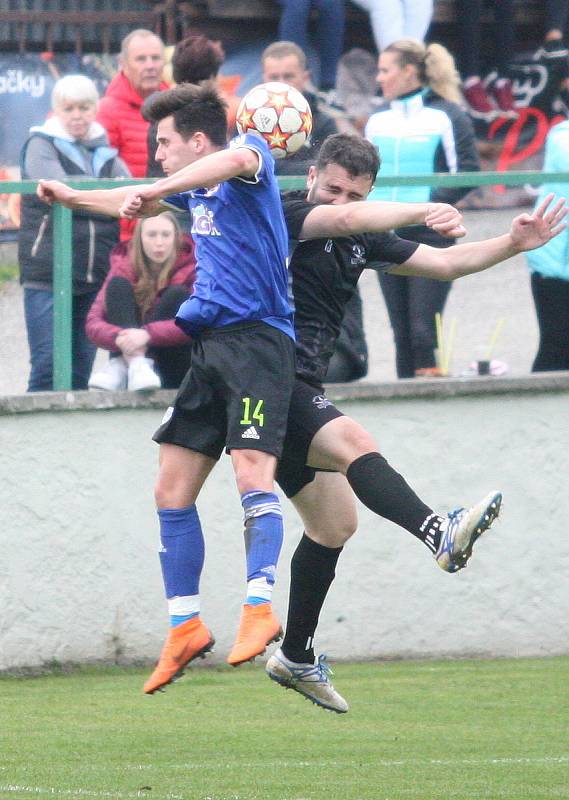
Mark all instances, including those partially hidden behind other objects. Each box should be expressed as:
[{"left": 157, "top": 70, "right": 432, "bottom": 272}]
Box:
[{"left": 487, "top": 108, "right": 565, "bottom": 193}]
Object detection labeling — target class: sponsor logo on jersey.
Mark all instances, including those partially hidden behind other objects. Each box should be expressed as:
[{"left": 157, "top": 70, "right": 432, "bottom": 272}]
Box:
[
  {"left": 312, "top": 394, "right": 332, "bottom": 410},
  {"left": 351, "top": 244, "right": 366, "bottom": 265},
  {"left": 241, "top": 425, "right": 261, "bottom": 440},
  {"left": 191, "top": 203, "right": 221, "bottom": 236}
]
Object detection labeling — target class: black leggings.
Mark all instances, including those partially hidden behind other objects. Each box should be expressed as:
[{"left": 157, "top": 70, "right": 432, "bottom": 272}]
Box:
[
  {"left": 545, "top": 1, "right": 569, "bottom": 35},
  {"left": 530, "top": 272, "right": 569, "bottom": 372},
  {"left": 455, "top": 0, "right": 515, "bottom": 78},
  {"left": 105, "top": 276, "right": 191, "bottom": 389}
]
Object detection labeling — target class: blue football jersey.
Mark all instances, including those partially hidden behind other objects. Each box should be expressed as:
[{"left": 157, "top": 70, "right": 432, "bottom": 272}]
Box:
[{"left": 162, "top": 133, "right": 294, "bottom": 340}]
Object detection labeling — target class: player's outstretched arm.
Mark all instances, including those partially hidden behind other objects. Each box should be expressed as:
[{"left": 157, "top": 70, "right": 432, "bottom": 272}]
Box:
[
  {"left": 391, "top": 194, "right": 567, "bottom": 280},
  {"left": 37, "top": 179, "right": 150, "bottom": 218},
  {"left": 297, "top": 201, "right": 465, "bottom": 240},
  {"left": 119, "top": 147, "right": 260, "bottom": 219}
]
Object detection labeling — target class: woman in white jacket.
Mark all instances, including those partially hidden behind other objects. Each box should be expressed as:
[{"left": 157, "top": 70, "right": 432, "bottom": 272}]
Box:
[{"left": 364, "top": 39, "right": 479, "bottom": 377}]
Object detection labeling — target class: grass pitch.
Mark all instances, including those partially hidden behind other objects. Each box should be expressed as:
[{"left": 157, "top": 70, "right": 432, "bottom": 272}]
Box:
[{"left": 0, "top": 656, "right": 567, "bottom": 800}]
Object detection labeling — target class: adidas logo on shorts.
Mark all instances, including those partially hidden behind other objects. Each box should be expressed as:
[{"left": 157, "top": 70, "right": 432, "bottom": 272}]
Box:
[{"left": 241, "top": 426, "right": 260, "bottom": 440}]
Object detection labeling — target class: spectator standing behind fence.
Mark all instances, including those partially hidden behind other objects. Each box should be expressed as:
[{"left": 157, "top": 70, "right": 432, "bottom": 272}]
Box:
[
  {"left": 350, "top": 0, "right": 433, "bottom": 53},
  {"left": 19, "top": 74, "right": 128, "bottom": 392},
  {"left": 262, "top": 39, "right": 368, "bottom": 383},
  {"left": 86, "top": 213, "right": 196, "bottom": 391},
  {"left": 364, "top": 39, "right": 479, "bottom": 378},
  {"left": 147, "top": 34, "right": 241, "bottom": 177},
  {"left": 525, "top": 120, "right": 569, "bottom": 372},
  {"left": 97, "top": 29, "right": 167, "bottom": 178},
  {"left": 532, "top": 1, "right": 569, "bottom": 113},
  {"left": 261, "top": 41, "right": 341, "bottom": 176},
  {"left": 277, "top": 0, "right": 345, "bottom": 91},
  {"left": 456, "top": 0, "right": 518, "bottom": 120}
]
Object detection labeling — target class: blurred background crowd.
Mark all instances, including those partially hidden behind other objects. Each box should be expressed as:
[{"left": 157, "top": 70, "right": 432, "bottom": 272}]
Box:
[{"left": 1, "top": 0, "right": 569, "bottom": 392}]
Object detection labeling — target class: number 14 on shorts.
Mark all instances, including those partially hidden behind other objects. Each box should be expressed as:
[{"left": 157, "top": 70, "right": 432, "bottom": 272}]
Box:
[{"left": 240, "top": 397, "right": 265, "bottom": 427}]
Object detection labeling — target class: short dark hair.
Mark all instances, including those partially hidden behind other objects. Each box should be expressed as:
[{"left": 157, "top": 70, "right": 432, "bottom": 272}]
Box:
[
  {"left": 142, "top": 82, "right": 228, "bottom": 147},
  {"left": 316, "top": 134, "right": 381, "bottom": 183},
  {"left": 172, "top": 34, "right": 225, "bottom": 84}
]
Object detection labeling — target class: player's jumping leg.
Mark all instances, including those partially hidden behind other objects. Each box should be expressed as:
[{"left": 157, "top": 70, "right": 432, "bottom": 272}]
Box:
[
  {"left": 227, "top": 449, "right": 284, "bottom": 666},
  {"left": 144, "top": 444, "right": 216, "bottom": 694},
  {"left": 311, "top": 416, "right": 502, "bottom": 571},
  {"left": 266, "top": 472, "right": 353, "bottom": 713}
]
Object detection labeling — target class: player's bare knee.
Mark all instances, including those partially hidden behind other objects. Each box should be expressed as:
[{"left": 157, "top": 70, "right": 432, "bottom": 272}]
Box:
[
  {"left": 335, "top": 419, "right": 380, "bottom": 470},
  {"left": 154, "top": 472, "right": 193, "bottom": 509},
  {"left": 232, "top": 448, "right": 276, "bottom": 493},
  {"left": 308, "top": 516, "right": 356, "bottom": 547}
]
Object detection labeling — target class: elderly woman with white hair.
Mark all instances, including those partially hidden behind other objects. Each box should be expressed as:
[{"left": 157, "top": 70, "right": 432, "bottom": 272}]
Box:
[{"left": 19, "top": 74, "right": 129, "bottom": 392}]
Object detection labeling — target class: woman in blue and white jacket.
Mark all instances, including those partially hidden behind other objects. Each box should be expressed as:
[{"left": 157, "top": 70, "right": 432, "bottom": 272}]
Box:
[
  {"left": 365, "top": 39, "right": 479, "bottom": 378},
  {"left": 526, "top": 120, "right": 569, "bottom": 371}
]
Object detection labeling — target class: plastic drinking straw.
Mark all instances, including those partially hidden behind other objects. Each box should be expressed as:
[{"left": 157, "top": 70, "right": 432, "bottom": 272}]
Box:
[
  {"left": 435, "top": 311, "right": 444, "bottom": 369},
  {"left": 442, "top": 318, "right": 457, "bottom": 376},
  {"left": 485, "top": 317, "right": 506, "bottom": 361}
]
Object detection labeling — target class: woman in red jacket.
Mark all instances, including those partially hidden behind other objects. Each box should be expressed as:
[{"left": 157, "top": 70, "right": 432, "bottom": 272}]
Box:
[{"left": 87, "top": 212, "right": 196, "bottom": 391}]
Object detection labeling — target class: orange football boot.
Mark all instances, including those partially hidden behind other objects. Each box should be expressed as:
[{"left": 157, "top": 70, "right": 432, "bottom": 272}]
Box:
[
  {"left": 144, "top": 616, "right": 214, "bottom": 694},
  {"left": 226, "top": 602, "right": 283, "bottom": 666}
]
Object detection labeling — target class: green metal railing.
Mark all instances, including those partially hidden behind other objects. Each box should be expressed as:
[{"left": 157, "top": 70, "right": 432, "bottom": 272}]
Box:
[{"left": 4, "top": 170, "right": 569, "bottom": 390}]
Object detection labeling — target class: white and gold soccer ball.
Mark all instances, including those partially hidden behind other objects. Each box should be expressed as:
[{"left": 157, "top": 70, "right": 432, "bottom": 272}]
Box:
[{"left": 235, "top": 81, "right": 313, "bottom": 159}]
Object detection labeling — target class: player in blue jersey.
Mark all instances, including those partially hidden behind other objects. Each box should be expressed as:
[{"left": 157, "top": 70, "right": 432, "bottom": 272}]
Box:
[{"left": 38, "top": 83, "right": 296, "bottom": 692}]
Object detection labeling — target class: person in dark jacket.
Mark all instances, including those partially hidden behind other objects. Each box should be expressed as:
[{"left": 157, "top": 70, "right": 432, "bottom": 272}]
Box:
[
  {"left": 262, "top": 40, "right": 369, "bottom": 383},
  {"left": 19, "top": 74, "right": 129, "bottom": 392},
  {"left": 261, "top": 41, "right": 342, "bottom": 177},
  {"left": 146, "top": 34, "right": 240, "bottom": 178},
  {"left": 86, "top": 212, "right": 196, "bottom": 391},
  {"left": 365, "top": 39, "right": 480, "bottom": 378}
]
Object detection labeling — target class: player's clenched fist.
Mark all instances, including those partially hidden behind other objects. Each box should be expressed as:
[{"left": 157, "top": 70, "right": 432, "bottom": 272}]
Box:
[
  {"left": 119, "top": 185, "right": 158, "bottom": 219},
  {"left": 37, "top": 179, "right": 77, "bottom": 207}
]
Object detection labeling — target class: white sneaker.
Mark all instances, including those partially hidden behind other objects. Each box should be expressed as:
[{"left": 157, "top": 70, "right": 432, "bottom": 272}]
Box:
[
  {"left": 88, "top": 357, "right": 128, "bottom": 391},
  {"left": 127, "top": 356, "right": 161, "bottom": 391},
  {"left": 266, "top": 648, "right": 348, "bottom": 713},
  {"left": 435, "top": 490, "right": 502, "bottom": 573}
]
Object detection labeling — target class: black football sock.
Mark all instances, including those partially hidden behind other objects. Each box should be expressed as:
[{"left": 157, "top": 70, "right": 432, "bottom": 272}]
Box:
[
  {"left": 281, "top": 533, "right": 343, "bottom": 665},
  {"left": 346, "top": 452, "right": 445, "bottom": 553}
]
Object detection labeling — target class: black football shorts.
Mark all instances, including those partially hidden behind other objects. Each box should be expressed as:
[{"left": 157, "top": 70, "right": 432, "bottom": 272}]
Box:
[
  {"left": 154, "top": 321, "right": 295, "bottom": 460},
  {"left": 276, "top": 377, "right": 344, "bottom": 498}
]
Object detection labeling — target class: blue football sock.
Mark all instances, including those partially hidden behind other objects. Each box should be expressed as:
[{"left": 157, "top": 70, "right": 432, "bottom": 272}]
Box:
[
  {"left": 241, "top": 490, "right": 283, "bottom": 604},
  {"left": 170, "top": 612, "right": 199, "bottom": 627},
  {"left": 158, "top": 505, "right": 205, "bottom": 627}
]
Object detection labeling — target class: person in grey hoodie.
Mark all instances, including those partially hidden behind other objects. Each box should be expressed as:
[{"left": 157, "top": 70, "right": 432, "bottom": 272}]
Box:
[{"left": 19, "top": 74, "right": 129, "bottom": 391}]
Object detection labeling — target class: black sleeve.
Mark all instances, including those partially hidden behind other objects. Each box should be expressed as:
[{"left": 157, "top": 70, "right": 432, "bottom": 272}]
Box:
[
  {"left": 432, "top": 100, "right": 480, "bottom": 205},
  {"left": 364, "top": 231, "right": 420, "bottom": 272},
  {"left": 281, "top": 191, "right": 317, "bottom": 240}
]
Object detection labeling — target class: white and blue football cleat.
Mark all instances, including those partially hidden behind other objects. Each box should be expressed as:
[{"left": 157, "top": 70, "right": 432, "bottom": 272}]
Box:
[
  {"left": 435, "top": 490, "right": 502, "bottom": 573},
  {"left": 266, "top": 648, "right": 348, "bottom": 713}
]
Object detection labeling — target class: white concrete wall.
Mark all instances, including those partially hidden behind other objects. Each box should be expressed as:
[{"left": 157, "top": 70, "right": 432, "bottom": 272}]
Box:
[{"left": 1, "top": 378, "right": 568, "bottom": 670}]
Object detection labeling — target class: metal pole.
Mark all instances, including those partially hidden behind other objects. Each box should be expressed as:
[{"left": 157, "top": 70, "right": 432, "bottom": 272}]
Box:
[{"left": 52, "top": 203, "right": 73, "bottom": 391}]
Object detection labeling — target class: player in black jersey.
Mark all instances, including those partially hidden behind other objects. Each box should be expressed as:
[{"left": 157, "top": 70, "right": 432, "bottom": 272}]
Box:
[{"left": 265, "top": 133, "right": 567, "bottom": 713}]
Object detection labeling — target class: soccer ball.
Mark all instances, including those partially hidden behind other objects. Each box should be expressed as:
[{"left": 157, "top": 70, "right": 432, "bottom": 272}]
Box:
[{"left": 236, "top": 81, "right": 313, "bottom": 159}]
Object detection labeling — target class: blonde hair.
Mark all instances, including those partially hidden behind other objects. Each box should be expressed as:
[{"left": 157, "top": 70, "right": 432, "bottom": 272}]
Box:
[
  {"left": 129, "top": 212, "right": 183, "bottom": 317},
  {"left": 384, "top": 39, "right": 462, "bottom": 104},
  {"left": 51, "top": 74, "right": 99, "bottom": 110}
]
